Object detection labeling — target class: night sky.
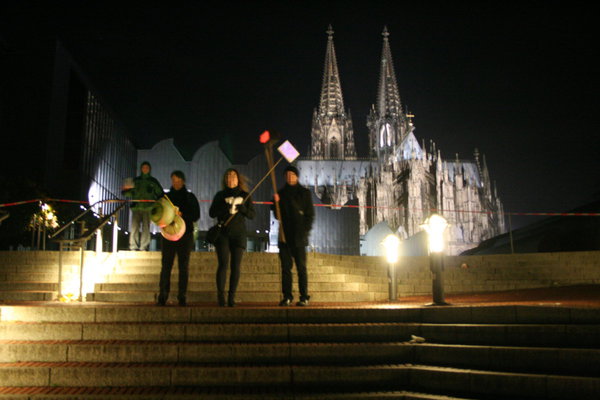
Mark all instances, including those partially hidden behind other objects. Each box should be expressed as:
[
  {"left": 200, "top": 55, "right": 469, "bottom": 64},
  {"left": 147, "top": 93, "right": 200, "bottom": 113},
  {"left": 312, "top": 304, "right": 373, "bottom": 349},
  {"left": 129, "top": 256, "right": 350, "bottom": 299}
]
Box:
[{"left": 2, "top": 2, "right": 598, "bottom": 227}]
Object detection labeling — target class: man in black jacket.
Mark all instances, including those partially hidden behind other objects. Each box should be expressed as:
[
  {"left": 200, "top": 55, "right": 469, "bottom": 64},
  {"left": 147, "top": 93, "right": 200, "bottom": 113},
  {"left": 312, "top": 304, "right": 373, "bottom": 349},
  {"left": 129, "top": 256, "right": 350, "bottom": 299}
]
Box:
[
  {"left": 157, "top": 170, "right": 200, "bottom": 306},
  {"left": 273, "top": 165, "right": 315, "bottom": 306}
]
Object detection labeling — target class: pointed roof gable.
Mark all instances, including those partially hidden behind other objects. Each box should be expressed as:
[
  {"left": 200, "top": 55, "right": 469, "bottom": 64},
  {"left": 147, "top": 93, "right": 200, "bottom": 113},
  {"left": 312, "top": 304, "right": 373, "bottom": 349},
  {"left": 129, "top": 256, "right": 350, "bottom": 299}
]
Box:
[
  {"left": 318, "top": 25, "right": 346, "bottom": 116},
  {"left": 396, "top": 130, "right": 423, "bottom": 160}
]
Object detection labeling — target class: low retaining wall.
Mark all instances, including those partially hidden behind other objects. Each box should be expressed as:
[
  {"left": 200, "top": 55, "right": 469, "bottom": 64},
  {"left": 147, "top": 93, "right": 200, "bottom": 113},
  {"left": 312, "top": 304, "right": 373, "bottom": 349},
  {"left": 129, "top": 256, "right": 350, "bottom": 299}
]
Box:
[
  {"left": 308, "top": 251, "right": 600, "bottom": 296},
  {"left": 1, "top": 250, "right": 599, "bottom": 298}
]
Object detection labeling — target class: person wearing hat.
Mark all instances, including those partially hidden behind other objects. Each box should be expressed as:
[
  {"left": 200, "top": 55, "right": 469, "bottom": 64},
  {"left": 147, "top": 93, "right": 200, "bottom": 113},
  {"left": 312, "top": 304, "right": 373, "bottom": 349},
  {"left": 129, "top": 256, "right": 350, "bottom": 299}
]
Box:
[
  {"left": 157, "top": 170, "right": 200, "bottom": 306},
  {"left": 272, "top": 165, "right": 315, "bottom": 306},
  {"left": 122, "top": 161, "right": 164, "bottom": 251}
]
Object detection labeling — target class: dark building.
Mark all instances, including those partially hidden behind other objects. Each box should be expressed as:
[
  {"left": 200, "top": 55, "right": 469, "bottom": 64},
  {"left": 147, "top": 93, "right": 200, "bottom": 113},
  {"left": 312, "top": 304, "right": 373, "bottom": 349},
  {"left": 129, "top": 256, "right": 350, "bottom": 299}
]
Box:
[{"left": 0, "top": 31, "right": 136, "bottom": 248}]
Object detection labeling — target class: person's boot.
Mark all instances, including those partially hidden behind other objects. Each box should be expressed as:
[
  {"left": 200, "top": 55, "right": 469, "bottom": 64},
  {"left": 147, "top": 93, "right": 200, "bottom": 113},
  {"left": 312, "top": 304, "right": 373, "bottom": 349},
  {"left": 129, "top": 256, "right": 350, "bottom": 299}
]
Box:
[
  {"left": 157, "top": 293, "right": 167, "bottom": 306},
  {"left": 217, "top": 291, "right": 226, "bottom": 307},
  {"left": 227, "top": 292, "right": 236, "bottom": 307}
]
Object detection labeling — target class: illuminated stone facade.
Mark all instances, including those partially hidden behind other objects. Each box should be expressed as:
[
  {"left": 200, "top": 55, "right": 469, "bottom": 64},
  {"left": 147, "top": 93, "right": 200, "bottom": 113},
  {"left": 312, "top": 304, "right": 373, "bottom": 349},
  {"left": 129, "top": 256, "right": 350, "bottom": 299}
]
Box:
[{"left": 300, "top": 27, "right": 505, "bottom": 255}]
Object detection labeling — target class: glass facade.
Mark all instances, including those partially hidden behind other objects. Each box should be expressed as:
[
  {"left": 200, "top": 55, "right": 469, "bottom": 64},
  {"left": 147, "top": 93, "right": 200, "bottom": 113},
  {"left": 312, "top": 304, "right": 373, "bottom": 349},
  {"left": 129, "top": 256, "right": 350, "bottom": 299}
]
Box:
[{"left": 82, "top": 92, "right": 137, "bottom": 224}]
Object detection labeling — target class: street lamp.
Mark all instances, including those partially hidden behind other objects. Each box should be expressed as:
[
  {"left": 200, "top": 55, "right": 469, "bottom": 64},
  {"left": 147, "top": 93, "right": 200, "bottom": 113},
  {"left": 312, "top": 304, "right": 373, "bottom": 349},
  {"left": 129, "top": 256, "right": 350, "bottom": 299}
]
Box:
[
  {"left": 421, "top": 214, "right": 449, "bottom": 306},
  {"left": 382, "top": 234, "right": 401, "bottom": 301}
]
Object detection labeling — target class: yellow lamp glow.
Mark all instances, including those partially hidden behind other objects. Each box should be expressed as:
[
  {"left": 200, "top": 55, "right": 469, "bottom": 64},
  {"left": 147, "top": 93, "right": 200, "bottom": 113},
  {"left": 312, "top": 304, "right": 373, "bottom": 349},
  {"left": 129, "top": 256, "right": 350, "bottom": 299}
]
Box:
[
  {"left": 382, "top": 234, "right": 401, "bottom": 264},
  {"left": 422, "top": 214, "right": 448, "bottom": 253}
]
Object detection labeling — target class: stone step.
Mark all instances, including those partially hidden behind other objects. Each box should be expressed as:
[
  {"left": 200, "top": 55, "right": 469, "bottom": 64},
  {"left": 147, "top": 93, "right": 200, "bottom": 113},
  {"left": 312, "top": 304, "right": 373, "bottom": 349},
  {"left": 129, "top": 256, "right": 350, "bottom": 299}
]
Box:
[
  {"left": 0, "top": 322, "right": 413, "bottom": 342},
  {"left": 0, "top": 341, "right": 410, "bottom": 364},
  {"left": 0, "top": 362, "right": 406, "bottom": 388},
  {"left": 0, "top": 362, "right": 598, "bottom": 398},
  {"left": 0, "top": 290, "right": 55, "bottom": 301},
  {"left": 0, "top": 388, "right": 473, "bottom": 400},
  {"left": 113, "top": 263, "right": 387, "bottom": 277},
  {"left": 2, "top": 340, "right": 599, "bottom": 377},
  {"left": 0, "top": 272, "right": 80, "bottom": 282},
  {"left": 2, "top": 320, "right": 599, "bottom": 347},
  {"left": 407, "top": 364, "right": 600, "bottom": 399},
  {"left": 2, "top": 305, "right": 600, "bottom": 325},
  {"left": 412, "top": 343, "right": 600, "bottom": 377},
  {"left": 0, "top": 282, "right": 58, "bottom": 291},
  {"left": 91, "top": 290, "right": 386, "bottom": 303},
  {"left": 94, "top": 281, "right": 389, "bottom": 293},
  {"left": 1, "top": 264, "right": 83, "bottom": 274},
  {"left": 103, "top": 272, "right": 387, "bottom": 284}
]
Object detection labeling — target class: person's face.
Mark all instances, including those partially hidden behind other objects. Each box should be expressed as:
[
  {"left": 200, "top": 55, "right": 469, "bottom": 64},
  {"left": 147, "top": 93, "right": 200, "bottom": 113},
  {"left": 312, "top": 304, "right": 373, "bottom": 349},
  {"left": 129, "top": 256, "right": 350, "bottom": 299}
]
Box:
[
  {"left": 171, "top": 175, "right": 184, "bottom": 190},
  {"left": 286, "top": 171, "right": 298, "bottom": 186},
  {"left": 226, "top": 171, "right": 239, "bottom": 188},
  {"left": 141, "top": 164, "right": 150, "bottom": 174}
]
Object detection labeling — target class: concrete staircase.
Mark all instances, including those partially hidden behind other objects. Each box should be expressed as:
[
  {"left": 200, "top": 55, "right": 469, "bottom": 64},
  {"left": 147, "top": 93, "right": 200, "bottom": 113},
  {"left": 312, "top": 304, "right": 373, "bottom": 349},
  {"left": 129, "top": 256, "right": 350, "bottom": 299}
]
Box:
[
  {"left": 0, "top": 251, "right": 391, "bottom": 304},
  {"left": 0, "top": 304, "right": 599, "bottom": 399}
]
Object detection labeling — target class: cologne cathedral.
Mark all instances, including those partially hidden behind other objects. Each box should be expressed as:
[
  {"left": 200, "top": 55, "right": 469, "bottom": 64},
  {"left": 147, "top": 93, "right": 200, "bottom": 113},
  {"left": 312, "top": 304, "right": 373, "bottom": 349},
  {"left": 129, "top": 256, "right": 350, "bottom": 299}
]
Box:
[{"left": 297, "top": 26, "right": 505, "bottom": 255}]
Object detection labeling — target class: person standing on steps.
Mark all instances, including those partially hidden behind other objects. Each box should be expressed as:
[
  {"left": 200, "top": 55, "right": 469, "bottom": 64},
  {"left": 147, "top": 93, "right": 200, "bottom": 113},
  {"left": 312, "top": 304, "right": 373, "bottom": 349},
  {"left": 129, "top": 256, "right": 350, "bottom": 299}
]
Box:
[
  {"left": 273, "top": 165, "right": 315, "bottom": 307},
  {"left": 209, "top": 168, "right": 255, "bottom": 307},
  {"left": 157, "top": 171, "right": 199, "bottom": 306},
  {"left": 122, "top": 161, "right": 164, "bottom": 251}
]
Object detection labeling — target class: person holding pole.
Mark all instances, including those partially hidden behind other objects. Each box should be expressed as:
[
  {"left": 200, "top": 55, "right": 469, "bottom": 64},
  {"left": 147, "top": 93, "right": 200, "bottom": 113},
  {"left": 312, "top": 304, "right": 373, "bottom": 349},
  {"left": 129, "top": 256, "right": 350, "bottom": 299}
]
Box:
[
  {"left": 209, "top": 168, "right": 255, "bottom": 307},
  {"left": 272, "top": 165, "right": 315, "bottom": 306}
]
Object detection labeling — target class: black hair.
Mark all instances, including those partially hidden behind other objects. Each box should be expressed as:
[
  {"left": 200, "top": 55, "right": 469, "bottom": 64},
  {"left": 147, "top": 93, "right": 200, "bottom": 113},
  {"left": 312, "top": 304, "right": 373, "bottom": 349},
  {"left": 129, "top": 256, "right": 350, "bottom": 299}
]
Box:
[{"left": 170, "top": 170, "right": 186, "bottom": 181}]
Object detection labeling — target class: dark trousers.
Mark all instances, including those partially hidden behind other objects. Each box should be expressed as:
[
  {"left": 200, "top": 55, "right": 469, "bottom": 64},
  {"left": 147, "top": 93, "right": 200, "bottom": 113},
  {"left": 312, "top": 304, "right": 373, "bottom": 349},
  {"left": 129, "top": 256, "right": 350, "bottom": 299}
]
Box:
[
  {"left": 215, "top": 236, "right": 244, "bottom": 297},
  {"left": 159, "top": 233, "right": 193, "bottom": 303},
  {"left": 278, "top": 242, "right": 309, "bottom": 301},
  {"left": 129, "top": 210, "right": 151, "bottom": 250}
]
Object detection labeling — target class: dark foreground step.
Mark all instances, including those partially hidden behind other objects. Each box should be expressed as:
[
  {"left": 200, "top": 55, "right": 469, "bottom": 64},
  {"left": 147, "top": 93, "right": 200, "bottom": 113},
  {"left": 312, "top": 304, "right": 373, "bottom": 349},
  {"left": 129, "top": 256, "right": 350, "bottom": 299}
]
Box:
[
  {"left": 0, "top": 387, "right": 472, "bottom": 400},
  {"left": 2, "top": 341, "right": 598, "bottom": 377},
  {"left": 0, "top": 362, "right": 406, "bottom": 387},
  {"left": 3, "top": 305, "right": 600, "bottom": 324},
  {"left": 2, "top": 321, "right": 599, "bottom": 347},
  {"left": 0, "top": 341, "right": 410, "bottom": 364},
  {"left": 0, "top": 363, "right": 598, "bottom": 398}
]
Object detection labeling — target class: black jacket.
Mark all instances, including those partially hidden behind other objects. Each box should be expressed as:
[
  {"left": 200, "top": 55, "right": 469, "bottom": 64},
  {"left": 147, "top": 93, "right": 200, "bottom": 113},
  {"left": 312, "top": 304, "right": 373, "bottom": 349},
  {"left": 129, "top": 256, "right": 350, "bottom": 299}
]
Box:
[
  {"left": 273, "top": 183, "right": 315, "bottom": 247},
  {"left": 209, "top": 187, "right": 255, "bottom": 247},
  {"left": 166, "top": 185, "right": 200, "bottom": 236}
]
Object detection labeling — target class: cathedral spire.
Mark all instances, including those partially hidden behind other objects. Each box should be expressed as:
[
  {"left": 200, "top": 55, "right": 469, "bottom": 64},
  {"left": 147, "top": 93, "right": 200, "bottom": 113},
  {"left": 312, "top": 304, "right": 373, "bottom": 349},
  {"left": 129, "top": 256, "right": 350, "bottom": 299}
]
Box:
[
  {"left": 376, "top": 26, "right": 403, "bottom": 119},
  {"left": 367, "top": 27, "right": 410, "bottom": 159},
  {"left": 318, "top": 25, "right": 346, "bottom": 116},
  {"left": 310, "top": 25, "right": 356, "bottom": 160}
]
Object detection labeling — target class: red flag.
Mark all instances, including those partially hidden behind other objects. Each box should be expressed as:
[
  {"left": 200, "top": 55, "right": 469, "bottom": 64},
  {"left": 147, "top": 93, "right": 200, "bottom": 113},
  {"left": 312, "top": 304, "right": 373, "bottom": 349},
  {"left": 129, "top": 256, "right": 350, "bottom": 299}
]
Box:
[{"left": 259, "top": 130, "right": 270, "bottom": 144}]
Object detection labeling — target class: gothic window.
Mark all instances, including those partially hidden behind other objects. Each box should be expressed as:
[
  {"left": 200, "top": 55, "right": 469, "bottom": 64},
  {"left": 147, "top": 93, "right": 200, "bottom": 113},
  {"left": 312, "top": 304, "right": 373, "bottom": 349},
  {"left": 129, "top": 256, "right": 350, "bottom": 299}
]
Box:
[{"left": 379, "top": 123, "right": 393, "bottom": 147}]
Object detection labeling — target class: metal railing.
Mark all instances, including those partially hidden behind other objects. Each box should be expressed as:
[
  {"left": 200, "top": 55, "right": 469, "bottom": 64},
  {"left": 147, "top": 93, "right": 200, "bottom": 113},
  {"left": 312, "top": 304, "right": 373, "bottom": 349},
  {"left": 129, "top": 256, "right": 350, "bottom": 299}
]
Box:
[{"left": 50, "top": 199, "right": 127, "bottom": 302}]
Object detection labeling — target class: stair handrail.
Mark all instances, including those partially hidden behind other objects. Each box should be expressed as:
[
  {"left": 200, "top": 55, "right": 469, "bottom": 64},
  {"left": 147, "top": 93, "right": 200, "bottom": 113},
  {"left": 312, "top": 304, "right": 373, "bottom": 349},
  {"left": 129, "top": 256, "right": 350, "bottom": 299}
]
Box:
[
  {"left": 51, "top": 200, "right": 129, "bottom": 302},
  {"left": 50, "top": 199, "right": 138, "bottom": 240}
]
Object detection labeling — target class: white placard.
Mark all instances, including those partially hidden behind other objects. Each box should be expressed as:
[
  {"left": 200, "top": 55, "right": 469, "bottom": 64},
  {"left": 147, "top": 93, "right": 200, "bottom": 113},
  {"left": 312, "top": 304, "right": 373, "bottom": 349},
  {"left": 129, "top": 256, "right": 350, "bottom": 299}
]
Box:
[{"left": 277, "top": 140, "right": 300, "bottom": 163}]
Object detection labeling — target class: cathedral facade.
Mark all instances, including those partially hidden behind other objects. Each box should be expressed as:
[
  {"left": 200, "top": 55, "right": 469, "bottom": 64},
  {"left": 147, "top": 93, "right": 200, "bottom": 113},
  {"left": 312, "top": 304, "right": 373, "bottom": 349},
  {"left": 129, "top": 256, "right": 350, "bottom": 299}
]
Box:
[{"left": 297, "top": 27, "right": 505, "bottom": 255}]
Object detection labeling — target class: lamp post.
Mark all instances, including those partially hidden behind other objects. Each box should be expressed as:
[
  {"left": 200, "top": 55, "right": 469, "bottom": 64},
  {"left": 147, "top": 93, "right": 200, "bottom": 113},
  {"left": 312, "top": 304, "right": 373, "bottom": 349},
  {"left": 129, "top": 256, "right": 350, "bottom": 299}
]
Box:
[
  {"left": 382, "top": 234, "right": 401, "bottom": 301},
  {"left": 422, "top": 214, "right": 449, "bottom": 306}
]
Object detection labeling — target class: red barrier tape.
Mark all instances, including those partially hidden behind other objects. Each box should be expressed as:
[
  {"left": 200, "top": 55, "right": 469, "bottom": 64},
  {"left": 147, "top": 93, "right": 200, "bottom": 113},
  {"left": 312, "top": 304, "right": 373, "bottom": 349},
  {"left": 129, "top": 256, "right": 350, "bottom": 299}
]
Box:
[{"left": 1, "top": 198, "right": 598, "bottom": 217}]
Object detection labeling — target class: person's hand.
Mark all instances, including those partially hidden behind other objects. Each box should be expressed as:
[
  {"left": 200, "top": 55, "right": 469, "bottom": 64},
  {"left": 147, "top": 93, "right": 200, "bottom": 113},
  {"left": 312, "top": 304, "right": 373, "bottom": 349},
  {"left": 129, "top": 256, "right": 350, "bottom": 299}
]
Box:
[
  {"left": 175, "top": 207, "right": 182, "bottom": 217},
  {"left": 273, "top": 194, "right": 280, "bottom": 202},
  {"left": 236, "top": 204, "right": 247, "bottom": 214}
]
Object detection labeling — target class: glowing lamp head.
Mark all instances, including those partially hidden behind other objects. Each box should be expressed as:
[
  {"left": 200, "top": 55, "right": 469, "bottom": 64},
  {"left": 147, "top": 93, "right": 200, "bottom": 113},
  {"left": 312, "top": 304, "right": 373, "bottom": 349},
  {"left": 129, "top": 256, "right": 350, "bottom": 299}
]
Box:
[
  {"left": 259, "top": 130, "right": 271, "bottom": 144},
  {"left": 421, "top": 214, "right": 448, "bottom": 253},
  {"left": 382, "top": 234, "right": 401, "bottom": 264}
]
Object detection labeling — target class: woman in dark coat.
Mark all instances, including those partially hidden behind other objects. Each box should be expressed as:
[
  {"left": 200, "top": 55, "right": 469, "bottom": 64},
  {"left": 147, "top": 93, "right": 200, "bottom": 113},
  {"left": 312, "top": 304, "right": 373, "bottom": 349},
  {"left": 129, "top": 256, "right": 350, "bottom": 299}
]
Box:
[{"left": 209, "top": 168, "right": 255, "bottom": 306}]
